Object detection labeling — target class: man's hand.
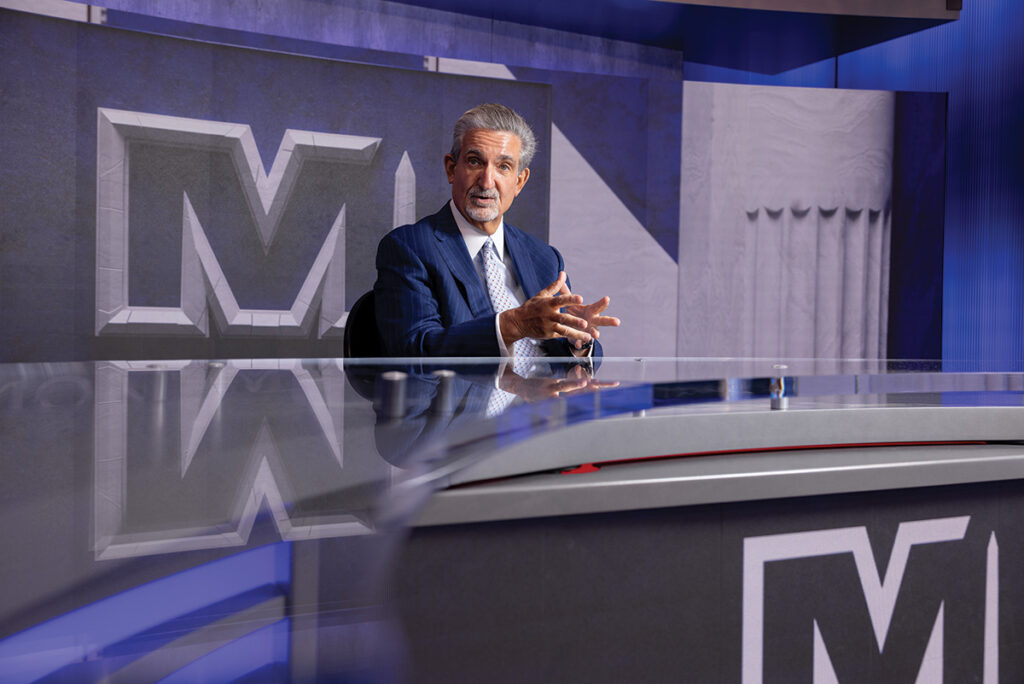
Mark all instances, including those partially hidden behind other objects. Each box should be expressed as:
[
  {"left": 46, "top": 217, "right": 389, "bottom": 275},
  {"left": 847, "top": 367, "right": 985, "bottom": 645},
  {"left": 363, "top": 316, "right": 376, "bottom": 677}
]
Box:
[
  {"left": 499, "top": 365, "right": 589, "bottom": 402},
  {"left": 564, "top": 295, "right": 621, "bottom": 352},
  {"left": 499, "top": 272, "right": 591, "bottom": 347},
  {"left": 498, "top": 364, "right": 619, "bottom": 403}
]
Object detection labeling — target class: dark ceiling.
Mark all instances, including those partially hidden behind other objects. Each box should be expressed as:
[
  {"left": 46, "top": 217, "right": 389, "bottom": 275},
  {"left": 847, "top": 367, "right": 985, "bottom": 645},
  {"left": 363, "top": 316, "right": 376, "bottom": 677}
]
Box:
[{"left": 387, "top": 0, "right": 954, "bottom": 74}]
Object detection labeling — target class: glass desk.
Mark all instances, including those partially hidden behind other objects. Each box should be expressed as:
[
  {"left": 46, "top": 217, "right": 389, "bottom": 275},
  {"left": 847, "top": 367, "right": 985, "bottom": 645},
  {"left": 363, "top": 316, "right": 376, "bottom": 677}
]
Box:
[{"left": 1, "top": 358, "right": 1022, "bottom": 682}]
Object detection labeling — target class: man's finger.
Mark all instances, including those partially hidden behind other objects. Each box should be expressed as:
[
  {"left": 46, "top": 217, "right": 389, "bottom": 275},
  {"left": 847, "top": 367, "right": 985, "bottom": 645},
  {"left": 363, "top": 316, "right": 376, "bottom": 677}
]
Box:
[
  {"left": 565, "top": 296, "right": 611, "bottom": 318},
  {"left": 555, "top": 313, "right": 589, "bottom": 331},
  {"left": 590, "top": 315, "right": 621, "bottom": 328},
  {"left": 554, "top": 375, "right": 588, "bottom": 389},
  {"left": 547, "top": 294, "right": 584, "bottom": 309},
  {"left": 537, "top": 271, "right": 567, "bottom": 298},
  {"left": 553, "top": 377, "right": 588, "bottom": 393},
  {"left": 556, "top": 323, "right": 592, "bottom": 341},
  {"left": 586, "top": 296, "right": 611, "bottom": 314}
]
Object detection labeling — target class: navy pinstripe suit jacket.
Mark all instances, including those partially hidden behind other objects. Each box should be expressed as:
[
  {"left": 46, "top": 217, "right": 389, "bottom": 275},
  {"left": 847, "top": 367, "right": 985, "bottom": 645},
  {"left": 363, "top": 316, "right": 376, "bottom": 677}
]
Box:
[{"left": 374, "top": 204, "right": 598, "bottom": 358}]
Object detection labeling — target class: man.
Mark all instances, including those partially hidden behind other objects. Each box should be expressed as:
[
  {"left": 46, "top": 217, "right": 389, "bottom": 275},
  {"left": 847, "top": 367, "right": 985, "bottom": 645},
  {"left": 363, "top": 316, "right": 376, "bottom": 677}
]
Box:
[{"left": 374, "top": 103, "right": 618, "bottom": 358}]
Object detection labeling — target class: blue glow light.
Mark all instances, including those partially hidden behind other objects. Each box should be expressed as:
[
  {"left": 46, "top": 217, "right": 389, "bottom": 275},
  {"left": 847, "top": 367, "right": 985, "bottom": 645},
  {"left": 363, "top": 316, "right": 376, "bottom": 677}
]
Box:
[
  {"left": 0, "top": 543, "right": 290, "bottom": 684},
  {"left": 159, "top": 619, "right": 290, "bottom": 683}
]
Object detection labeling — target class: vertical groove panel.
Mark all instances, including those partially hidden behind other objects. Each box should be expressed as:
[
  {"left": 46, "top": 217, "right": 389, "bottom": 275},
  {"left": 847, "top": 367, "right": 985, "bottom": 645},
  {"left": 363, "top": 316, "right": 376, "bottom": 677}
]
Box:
[
  {"left": 879, "top": 209, "right": 892, "bottom": 357},
  {"left": 864, "top": 209, "right": 883, "bottom": 359},
  {"left": 740, "top": 210, "right": 758, "bottom": 357},
  {"left": 815, "top": 208, "right": 842, "bottom": 358},
  {"left": 785, "top": 207, "right": 817, "bottom": 358},
  {"left": 753, "top": 210, "right": 784, "bottom": 356},
  {"left": 841, "top": 209, "right": 867, "bottom": 358}
]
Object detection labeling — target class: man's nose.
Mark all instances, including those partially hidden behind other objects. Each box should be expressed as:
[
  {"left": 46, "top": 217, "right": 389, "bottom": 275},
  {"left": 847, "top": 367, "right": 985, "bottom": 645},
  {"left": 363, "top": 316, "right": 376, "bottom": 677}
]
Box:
[{"left": 477, "top": 164, "right": 496, "bottom": 188}]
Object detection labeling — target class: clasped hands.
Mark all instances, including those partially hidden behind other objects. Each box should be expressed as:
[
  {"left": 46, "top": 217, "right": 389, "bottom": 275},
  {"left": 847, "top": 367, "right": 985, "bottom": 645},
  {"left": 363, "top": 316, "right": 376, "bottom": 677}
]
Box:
[
  {"left": 499, "top": 362, "right": 619, "bottom": 403},
  {"left": 498, "top": 271, "right": 620, "bottom": 356}
]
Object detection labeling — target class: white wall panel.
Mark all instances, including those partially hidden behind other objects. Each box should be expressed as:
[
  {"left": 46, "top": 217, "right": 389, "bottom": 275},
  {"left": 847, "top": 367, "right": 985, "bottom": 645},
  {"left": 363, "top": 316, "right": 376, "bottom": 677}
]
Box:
[{"left": 679, "top": 82, "right": 894, "bottom": 359}]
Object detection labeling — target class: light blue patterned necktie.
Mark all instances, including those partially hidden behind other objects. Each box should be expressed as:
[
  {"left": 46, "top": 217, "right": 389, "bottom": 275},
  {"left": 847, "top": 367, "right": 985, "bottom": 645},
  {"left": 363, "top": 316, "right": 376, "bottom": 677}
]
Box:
[{"left": 480, "top": 238, "right": 539, "bottom": 363}]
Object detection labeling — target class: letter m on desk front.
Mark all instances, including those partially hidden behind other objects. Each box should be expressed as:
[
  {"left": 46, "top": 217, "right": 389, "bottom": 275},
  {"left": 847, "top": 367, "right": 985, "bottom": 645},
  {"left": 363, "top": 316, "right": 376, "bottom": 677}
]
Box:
[
  {"left": 741, "top": 516, "right": 1000, "bottom": 683},
  {"left": 95, "top": 108, "right": 381, "bottom": 338}
]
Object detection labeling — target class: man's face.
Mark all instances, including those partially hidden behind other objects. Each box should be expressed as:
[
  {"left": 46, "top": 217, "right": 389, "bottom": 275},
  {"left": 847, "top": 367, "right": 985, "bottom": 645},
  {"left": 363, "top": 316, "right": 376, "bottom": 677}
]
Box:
[{"left": 445, "top": 128, "right": 530, "bottom": 235}]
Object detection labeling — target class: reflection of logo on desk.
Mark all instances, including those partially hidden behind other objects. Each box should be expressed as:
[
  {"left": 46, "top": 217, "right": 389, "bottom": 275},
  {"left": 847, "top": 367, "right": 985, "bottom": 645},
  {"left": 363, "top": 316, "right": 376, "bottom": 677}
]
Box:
[
  {"left": 93, "top": 361, "right": 389, "bottom": 559},
  {"left": 742, "top": 516, "right": 998, "bottom": 683}
]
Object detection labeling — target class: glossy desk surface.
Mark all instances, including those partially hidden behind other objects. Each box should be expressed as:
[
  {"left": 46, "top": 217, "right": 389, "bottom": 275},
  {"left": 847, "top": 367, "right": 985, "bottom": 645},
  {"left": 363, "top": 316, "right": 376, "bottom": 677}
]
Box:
[{"left": 1, "top": 357, "right": 1022, "bottom": 681}]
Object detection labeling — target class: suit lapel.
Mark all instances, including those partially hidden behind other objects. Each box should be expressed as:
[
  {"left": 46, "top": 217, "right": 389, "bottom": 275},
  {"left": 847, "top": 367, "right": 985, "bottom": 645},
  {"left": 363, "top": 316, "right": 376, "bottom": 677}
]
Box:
[
  {"left": 505, "top": 225, "right": 543, "bottom": 299},
  {"left": 432, "top": 206, "right": 493, "bottom": 317}
]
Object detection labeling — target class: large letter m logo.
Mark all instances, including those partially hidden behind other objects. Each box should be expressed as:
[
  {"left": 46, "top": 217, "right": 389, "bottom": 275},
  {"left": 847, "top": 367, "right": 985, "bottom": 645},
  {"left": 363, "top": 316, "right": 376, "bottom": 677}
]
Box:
[
  {"left": 742, "top": 516, "right": 999, "bottom": 683},
  {"left": 95, "top": 108, "right": 381, "bottom": 338}
]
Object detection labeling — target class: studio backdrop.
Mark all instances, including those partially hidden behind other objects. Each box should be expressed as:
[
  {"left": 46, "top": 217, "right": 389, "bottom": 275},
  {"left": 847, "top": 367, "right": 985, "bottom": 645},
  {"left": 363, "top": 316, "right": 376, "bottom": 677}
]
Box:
[{"left": 0, "top": 9, "right": 945, "bottom": 362}]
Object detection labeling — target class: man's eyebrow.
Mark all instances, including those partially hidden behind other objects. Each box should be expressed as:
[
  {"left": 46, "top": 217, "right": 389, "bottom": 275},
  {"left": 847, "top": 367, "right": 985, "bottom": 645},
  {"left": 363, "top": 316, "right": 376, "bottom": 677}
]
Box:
[{"left": 464, "top": 148, "right": 516, "bottom": 165}]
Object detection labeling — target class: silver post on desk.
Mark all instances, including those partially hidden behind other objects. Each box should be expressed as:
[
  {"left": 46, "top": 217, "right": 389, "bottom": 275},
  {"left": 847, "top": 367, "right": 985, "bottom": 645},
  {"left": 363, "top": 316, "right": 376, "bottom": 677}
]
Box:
[
  {"left": 430, "top": 369, "right": 456, "bottom": 416},
  {"left": 771, "top": 364, "right": 789, "bottom": 411},
  {"left": 377, "top": 370, "right": 408, "bottom": 420}
]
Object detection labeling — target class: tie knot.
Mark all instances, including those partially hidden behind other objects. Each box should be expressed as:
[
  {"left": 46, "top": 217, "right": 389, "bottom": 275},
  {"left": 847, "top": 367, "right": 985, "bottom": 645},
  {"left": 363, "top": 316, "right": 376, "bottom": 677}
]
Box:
[{"left": 482, "top": 238, "right": 499, "bottom": 262}]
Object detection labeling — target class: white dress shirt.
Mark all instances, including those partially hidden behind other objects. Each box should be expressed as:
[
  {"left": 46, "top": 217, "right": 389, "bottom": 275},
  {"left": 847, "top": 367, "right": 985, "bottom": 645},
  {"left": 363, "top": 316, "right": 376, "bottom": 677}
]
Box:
[{"left": 449, "top": 200, "right": 535, "bottom": 358}]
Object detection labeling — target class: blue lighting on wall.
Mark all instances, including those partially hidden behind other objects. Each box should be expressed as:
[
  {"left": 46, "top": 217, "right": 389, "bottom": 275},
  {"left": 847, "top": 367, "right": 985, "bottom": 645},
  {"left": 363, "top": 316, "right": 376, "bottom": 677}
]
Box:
[
  {"left": 683, "top": 3, "right": 1024, "bottom": 363},
  {"left": 838, "top": 3, "right": 1024, "bottom": 364}
]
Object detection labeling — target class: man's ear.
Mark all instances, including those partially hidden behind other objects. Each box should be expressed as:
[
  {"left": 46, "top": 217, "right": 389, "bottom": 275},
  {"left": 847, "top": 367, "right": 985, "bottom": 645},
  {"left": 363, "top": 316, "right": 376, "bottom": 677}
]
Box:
[
  {"left": 444, "top": 154, "right": 456, "bottom": 183},
  {"left": 514, "top": 167, "right": 530, "bottom": 196}
]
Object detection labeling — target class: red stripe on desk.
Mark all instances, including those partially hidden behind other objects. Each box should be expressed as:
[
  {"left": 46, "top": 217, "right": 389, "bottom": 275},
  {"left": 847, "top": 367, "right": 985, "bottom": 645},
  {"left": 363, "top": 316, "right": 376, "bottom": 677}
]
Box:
[{"left": 560, "top": 441, "right": 991, "bottom": 475}]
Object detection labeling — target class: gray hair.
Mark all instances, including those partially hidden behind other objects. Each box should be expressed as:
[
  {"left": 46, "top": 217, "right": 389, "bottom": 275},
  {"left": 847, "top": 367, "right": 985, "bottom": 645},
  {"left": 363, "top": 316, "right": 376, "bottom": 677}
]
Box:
[{"left": 449, "top": 103, "right": 537, "bottom": 171}]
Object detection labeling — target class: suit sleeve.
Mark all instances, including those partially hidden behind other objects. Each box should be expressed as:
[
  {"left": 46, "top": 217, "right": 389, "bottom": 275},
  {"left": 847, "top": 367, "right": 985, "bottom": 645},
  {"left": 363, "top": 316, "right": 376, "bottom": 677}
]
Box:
[{"left": 374, "top": 231, "right": 501, "bottom": 357}]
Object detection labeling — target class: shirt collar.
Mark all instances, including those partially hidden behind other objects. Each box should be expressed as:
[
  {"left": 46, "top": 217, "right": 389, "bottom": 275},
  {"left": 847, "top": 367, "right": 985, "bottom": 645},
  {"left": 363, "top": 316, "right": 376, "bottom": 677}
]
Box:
[{"left": 449, "top": 199, "right": 504, "bottom": 261}]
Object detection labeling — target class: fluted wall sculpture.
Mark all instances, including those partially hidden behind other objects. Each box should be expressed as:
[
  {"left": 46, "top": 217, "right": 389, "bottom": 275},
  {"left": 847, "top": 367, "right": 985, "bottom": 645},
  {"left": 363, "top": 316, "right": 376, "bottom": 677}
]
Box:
[{"left": 678, "top": 82, "right": 895, "bottom": 359}]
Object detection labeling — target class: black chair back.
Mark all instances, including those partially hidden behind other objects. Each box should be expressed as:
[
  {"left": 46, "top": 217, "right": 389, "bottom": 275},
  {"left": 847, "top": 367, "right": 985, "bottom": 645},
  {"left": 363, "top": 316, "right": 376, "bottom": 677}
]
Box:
[{"left": 343, "top": 290, "right": 384, "bottom": 357}]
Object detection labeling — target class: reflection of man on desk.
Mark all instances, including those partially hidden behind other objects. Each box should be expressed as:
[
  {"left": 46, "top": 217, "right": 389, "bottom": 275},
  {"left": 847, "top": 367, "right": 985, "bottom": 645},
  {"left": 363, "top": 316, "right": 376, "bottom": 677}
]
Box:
[
  {"left": 367, "top": 361, "right": 618, "bottom": 468},
  {"left": 374, "top": 103, "right": 619, "bottom": 359}
]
